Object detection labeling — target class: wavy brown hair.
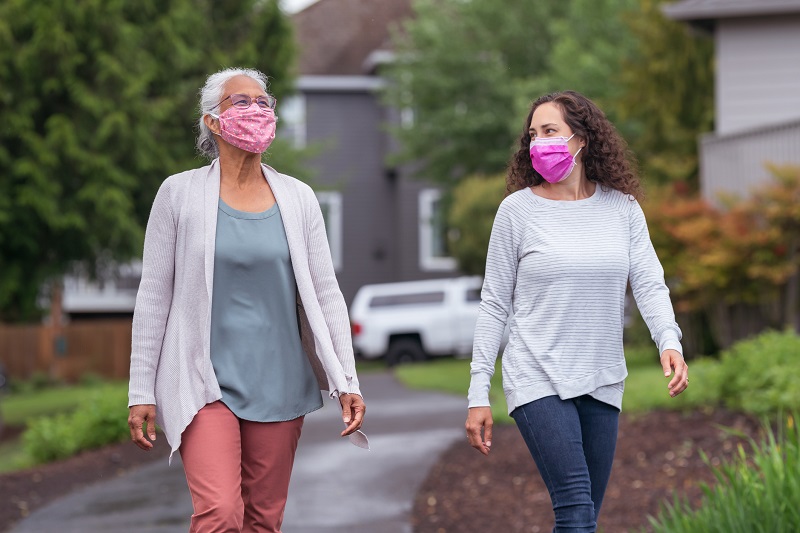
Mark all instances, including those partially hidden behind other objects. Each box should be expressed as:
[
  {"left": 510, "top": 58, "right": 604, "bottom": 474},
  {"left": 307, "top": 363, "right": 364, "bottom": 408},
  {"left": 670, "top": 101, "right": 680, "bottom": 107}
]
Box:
[{"left": 507, "top": 90, "right": 642, "bottom": 199}]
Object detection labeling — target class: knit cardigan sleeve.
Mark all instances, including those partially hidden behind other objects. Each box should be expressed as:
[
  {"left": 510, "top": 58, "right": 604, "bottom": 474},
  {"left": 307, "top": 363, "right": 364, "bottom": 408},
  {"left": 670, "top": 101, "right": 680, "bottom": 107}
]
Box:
[
  {"left": 303, "top": 188, "right": 361, "bottom": 397},
  {"left": 128, "top": 180, "right": 176, "bottom": 406}
]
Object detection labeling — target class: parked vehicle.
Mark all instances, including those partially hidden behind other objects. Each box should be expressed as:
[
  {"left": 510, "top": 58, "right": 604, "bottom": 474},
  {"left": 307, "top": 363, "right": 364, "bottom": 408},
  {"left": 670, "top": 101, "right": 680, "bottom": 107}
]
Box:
[{"left": 349, "top": 277, "right": 508, "bottom": 366}]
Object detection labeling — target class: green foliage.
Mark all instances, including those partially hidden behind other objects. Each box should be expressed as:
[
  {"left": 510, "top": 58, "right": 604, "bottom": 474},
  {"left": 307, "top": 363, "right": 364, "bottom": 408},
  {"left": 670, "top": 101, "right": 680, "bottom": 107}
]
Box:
[
  {"left": 385, "top": 0, "right": 567, "bottom": 184},
  {"left": 0, "top": 0, "right": 297, "bottom": 321},
  {"left": 447, "top": 175, "right": 506, "bottom": 275},
  {"left": 717, "top": 330, "right": 800, "bottom": 416},
  {"left": 648, "top": 415, "right": 800, "bottom": 533},
  {"left": 22, "top": 385, "right": 130, "bottom": 463},
  {"left": 616, "top": 0, "right": 714, "bottom": 185}
]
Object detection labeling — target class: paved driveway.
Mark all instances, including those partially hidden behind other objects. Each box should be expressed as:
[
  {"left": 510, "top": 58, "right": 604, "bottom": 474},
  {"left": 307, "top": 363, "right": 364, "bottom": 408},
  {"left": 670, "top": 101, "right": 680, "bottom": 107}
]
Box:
[{"left": 9, "top": 372, "right": 466, "bottom": 533}]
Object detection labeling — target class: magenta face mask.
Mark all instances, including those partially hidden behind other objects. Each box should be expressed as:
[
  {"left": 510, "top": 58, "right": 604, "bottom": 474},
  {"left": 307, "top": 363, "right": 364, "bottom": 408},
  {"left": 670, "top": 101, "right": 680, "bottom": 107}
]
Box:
[
  {"left": 211, "top": 104, "right": 277, "bottom": 154},
  {"left": 529, "top": 133, "right": 583, "bottom": 184}
]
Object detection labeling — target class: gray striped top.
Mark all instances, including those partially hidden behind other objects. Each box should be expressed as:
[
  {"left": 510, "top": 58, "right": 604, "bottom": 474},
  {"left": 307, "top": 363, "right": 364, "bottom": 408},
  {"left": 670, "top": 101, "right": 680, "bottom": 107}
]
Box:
[{"left": 467, "top": 185, "right": 683, "bottom": 413}]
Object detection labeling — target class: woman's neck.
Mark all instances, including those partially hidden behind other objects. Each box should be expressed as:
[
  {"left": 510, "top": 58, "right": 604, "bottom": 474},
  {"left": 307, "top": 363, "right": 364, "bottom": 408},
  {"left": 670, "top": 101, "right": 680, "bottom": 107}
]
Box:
[
  {"left": 533, "top": 169, "right": 595, "bottom": 201},
  {"left": 218, "top": 146, "right": 263, "bottom": 188}
]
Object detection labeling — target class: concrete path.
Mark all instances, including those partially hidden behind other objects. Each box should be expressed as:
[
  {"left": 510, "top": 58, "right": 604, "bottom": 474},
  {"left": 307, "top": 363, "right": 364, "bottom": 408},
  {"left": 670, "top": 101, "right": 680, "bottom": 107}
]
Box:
[{"left": 9, "top": 372, "right": 466, "bottom": 533}]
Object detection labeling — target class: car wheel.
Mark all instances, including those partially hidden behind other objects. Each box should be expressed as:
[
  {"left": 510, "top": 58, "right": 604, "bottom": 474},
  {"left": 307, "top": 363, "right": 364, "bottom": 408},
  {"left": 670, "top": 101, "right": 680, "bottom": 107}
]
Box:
[{"left": 386, "top": 338, "right": 427, "bottom": 367}]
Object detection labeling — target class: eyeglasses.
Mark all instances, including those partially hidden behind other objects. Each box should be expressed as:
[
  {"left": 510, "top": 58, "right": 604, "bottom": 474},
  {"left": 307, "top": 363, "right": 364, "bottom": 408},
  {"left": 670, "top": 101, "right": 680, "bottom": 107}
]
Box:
[{"left": 211, "top": 93, "right": 277, "bottom": 111}]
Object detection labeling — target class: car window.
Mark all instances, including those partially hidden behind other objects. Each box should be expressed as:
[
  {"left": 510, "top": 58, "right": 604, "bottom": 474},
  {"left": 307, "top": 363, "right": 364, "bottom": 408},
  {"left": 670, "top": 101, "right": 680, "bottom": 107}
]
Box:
[
  {"left": 465, "top": 288, "right": 481, "bottom": 302},
  {"left": 369, "top": 291, "right": 446, "bottom": 308}
]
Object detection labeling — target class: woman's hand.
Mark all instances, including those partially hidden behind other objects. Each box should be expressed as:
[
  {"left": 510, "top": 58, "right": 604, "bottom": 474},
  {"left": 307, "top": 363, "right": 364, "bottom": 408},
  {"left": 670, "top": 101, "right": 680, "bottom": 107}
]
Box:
[
  {"left": 466, "top": 407, "right": 493, "bottom": 456},
  {"left": 128, "top": 404, "right": 157, "bottom": 450},
  {"left": 340, "top": 393, "right": 366, "bottom": 436},
  {"left": 661, "top": 349, "right": 689, "bottom": 398}
]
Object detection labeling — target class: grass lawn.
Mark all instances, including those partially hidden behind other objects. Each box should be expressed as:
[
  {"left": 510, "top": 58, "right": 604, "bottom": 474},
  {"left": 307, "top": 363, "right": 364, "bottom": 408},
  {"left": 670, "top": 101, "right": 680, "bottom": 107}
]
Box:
[
  {"left": 1, "top": 381, "right": 129, "bottom": 427},
  {"left": 395, "top": 350, "right": 722, "bottom": 425}
]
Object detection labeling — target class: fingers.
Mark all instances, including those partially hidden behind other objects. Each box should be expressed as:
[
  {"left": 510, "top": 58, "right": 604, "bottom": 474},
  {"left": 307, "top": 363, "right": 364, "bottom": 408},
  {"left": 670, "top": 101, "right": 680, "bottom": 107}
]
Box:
[
  {"left": 146, "top": 412, "right": 157, "bottom": 442},
  {"left": 669, "top": 358, "right": 689, "bottom": 397},
  {"left": 465, "top": 407, "right": 492, "bottom": 456},
  {"left": 128, "top": 405, "right": 156, "bottom": 451},
  {"left": 661, "top": 353, "right": 672, "bottom": 377},
  {"left": 340, "top": 395, "right": 366, "bottom": 437}
]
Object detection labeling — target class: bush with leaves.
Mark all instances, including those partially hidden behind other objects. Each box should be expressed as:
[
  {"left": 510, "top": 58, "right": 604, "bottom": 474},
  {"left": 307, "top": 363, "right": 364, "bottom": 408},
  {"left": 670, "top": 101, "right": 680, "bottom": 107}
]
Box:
[
  {"left": 23, "top": 386, "right": 130, "bottom": 463},
  {"left": 447, "top": 175, "right": 507, "bottom": 275}
]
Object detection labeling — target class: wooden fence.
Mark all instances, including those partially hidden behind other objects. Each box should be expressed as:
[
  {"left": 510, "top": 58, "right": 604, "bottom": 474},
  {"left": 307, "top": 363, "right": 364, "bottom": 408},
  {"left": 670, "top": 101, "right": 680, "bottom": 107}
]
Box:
[{"left": 0, "top": 319, "right": 132, "bottom": 382}]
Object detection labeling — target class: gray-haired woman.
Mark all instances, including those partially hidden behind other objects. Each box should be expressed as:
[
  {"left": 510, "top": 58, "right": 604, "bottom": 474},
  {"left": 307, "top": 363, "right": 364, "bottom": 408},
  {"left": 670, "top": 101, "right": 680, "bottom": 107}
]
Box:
[{"left": 127, "top": 67, "right": 367, "bottom": 533}]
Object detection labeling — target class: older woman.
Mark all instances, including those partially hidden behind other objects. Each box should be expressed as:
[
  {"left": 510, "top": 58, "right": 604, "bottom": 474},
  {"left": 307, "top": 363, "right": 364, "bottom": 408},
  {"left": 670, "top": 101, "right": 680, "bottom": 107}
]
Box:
[
  {"left": 128, "top": 67, "right": 366, "bottom": 533},
  {"left": 466, "top": 90, "right": 688, "bottom": 532}
]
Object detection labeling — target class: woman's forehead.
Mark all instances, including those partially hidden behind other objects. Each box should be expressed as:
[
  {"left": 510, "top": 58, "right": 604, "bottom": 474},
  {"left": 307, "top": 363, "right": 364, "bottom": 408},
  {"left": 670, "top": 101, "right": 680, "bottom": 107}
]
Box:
[
  {"left": 530, "top": 102, "right": 564, "bottom": 127},
  {"left": 223, "top": 75, "right": 266, "bottom": 96}
]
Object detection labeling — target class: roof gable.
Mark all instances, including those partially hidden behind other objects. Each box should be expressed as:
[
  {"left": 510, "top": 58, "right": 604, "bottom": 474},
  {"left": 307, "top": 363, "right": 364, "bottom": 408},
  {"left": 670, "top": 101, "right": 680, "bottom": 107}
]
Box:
[{"left": 292, "top": 0, "right": 413, "bottom": 76}]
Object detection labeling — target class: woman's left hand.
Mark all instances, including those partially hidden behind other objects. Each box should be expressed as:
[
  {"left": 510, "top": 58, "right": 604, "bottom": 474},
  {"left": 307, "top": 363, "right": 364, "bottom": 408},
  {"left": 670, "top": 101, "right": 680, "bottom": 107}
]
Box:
[
  {"left": 339, "top": 393, "right": 366, "bottom": 436},
  {"left": 660, "top": 349, "right": 689, "bottom": 397}
]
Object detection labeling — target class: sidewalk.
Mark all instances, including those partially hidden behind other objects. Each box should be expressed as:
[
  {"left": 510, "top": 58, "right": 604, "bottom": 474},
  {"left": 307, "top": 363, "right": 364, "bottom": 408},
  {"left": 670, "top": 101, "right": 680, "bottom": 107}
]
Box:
[{"left": 8, "top": 372, "right": 466, "bottom": 533}]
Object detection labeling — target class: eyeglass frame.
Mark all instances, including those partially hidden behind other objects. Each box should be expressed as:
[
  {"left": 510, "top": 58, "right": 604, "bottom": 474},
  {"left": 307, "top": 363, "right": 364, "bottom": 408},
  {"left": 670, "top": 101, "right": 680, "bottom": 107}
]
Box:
[{"left": 210, "top": 93, "right": 277, "bottom": 112}]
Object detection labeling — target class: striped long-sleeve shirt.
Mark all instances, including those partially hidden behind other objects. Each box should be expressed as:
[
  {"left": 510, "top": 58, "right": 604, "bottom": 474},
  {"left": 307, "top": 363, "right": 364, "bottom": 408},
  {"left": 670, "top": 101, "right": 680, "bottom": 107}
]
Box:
[{"left": 468, "top": 185, "right": 683, "bottom": 413}]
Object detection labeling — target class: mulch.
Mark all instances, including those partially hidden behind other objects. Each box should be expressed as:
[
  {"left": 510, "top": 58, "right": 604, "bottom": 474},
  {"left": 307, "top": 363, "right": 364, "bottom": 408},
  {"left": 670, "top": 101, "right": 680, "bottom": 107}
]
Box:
[
  {"left": 411, "top": 408, "right": 762, "bottom": 533},
  {"left": 0, "top": 433, "right": 170, "bottom": 533}
]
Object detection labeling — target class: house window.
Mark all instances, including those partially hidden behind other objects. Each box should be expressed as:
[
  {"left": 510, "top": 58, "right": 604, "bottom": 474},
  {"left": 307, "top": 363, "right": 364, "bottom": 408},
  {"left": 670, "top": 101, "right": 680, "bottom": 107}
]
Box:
[
  {"left": 419, "top": 189, "right": 457, "bottom": 271},
  {"left": 316, "top": 191, "right": 342, "bottom": 271},
  {"left": 279, "top": 94, "right": 306, "bottom": 149}
]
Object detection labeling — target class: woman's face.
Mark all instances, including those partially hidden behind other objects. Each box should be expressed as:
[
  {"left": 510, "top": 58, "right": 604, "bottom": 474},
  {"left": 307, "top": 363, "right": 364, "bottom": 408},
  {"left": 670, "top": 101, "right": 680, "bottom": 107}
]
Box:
[{"left": 529, "top": 102, "right": 584, "bottom": 156}]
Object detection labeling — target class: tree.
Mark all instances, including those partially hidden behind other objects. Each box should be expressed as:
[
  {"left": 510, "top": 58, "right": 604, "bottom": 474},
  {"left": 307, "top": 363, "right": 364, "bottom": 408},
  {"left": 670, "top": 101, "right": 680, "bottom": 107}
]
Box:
[
  {"left": 615, "top": 0, "right": 714, "bottom": 186},
  {"left": 447, "top": 175, "right": 506, "bottom": 275},
  {"left": 385, "top": 0, "right": 567, "bottom": 185},
  {"left": 0, "top": 0, "right": 297, "bottom": 321}
]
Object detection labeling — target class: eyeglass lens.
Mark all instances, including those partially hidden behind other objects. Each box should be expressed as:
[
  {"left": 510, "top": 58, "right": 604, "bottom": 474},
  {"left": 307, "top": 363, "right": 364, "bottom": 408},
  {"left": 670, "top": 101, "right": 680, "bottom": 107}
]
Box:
[{"left": 229, "top": 94, "right": 276, "bottom": 109}]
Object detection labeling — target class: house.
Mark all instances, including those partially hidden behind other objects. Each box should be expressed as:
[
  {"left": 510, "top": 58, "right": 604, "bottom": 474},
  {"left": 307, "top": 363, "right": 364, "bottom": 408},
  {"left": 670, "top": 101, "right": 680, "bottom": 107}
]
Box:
[
  {"left": 285, "top": 0, "right": 458, "bottom": 304},
  {"left": 664, "top": 0, "right": 800, "bottom": 203}
]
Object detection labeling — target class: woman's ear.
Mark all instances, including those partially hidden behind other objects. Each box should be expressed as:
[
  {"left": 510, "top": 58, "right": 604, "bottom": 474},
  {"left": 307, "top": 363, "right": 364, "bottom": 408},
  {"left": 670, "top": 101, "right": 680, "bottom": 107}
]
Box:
[{"left": 203, "top": 114, "right": 220, "bottom": 135}]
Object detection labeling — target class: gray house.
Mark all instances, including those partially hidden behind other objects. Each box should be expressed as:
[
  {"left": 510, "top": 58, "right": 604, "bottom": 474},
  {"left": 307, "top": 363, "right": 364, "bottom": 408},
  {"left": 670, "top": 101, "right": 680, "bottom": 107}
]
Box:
[
  {"left": 664, "top": 0, "right": 800, "bottom": 203},
  {"left": 285, "top": 0, "right": 457, "bottom": 304}
]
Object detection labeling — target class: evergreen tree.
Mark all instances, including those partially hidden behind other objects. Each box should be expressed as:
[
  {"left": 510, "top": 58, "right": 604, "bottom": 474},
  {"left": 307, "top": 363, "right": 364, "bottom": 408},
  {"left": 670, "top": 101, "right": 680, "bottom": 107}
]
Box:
[{"left": 0, "top": 0, "right": 296, "bottom": 321}]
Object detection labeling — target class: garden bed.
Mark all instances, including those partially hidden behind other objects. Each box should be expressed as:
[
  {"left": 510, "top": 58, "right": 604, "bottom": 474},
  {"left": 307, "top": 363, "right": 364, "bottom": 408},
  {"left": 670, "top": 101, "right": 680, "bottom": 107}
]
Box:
[{"left": 411, "top": 408, "right": 761, "bottom": 533}]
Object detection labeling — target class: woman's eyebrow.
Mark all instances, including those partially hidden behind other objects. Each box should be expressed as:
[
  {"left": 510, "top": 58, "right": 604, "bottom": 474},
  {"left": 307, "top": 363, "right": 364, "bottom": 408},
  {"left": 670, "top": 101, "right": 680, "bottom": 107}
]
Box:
[{"left": 529, "top": 122, "right": 557, "bottom": 132}]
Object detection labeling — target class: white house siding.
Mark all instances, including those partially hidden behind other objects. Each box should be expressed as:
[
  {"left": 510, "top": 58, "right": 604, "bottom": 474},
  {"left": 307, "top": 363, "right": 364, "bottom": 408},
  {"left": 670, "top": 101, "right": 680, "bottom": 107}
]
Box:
[
  {"left": 700, "top": 119, "right": 800, "bottom": 203},
  {"left": 716, "top": 15, "right": 800, "bottom": 135}
]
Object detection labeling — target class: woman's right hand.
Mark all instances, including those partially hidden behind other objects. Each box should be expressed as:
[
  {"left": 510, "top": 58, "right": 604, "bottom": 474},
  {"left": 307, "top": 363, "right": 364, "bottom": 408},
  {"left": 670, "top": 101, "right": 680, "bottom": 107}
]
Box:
[
  {"left": 466, "top": 407, "right": 493, "bottom": 456},
  {"left": 128, "top": 404, "right": 157, "bottom": 450}
]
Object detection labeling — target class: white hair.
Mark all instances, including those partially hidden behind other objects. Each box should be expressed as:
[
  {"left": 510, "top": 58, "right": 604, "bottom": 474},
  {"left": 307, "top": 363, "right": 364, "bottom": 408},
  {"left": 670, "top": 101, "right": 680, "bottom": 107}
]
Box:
[{"left": 196, "top": 67, "right": 271, "bottom": 159}]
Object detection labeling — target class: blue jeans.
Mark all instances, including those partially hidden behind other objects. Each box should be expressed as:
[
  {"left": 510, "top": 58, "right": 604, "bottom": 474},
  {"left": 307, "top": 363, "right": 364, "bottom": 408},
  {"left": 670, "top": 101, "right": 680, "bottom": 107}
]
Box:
[{"left": 511, "top": 395, "right": 619, "bottom": 533}]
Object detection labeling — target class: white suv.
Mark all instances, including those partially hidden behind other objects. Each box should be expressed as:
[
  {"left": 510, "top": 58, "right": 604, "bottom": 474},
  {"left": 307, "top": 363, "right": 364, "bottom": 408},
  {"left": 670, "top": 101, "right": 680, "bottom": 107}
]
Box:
[{"left": 349, "top": 277, "right": 506, "bottom": 366}]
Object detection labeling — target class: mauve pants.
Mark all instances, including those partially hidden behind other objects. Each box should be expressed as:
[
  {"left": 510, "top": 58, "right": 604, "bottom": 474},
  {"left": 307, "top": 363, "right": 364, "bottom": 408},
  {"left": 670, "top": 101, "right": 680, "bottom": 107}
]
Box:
[{"left": 179, "top": 401, "right": 304, "bottom": 533}]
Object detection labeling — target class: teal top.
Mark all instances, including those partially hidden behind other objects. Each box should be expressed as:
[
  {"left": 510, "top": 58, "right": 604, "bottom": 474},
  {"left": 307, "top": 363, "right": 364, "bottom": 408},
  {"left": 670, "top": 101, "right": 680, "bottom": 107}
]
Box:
[{"left": 209, "top": 198, "right": 323, "bottom": 422}]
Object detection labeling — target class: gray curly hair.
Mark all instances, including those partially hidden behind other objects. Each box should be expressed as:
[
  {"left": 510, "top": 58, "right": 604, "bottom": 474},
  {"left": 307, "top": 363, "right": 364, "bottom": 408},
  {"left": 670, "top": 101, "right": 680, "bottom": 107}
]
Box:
[{"left": 196, "top": 67, "right": 272, "bottom": 159}]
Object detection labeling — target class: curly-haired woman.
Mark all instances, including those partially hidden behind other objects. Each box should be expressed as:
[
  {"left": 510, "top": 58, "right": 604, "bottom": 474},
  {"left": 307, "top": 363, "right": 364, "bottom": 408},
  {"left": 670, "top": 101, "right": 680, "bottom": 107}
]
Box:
[{"left": 465, "top": 91, "right": 688, "bottom": 532}]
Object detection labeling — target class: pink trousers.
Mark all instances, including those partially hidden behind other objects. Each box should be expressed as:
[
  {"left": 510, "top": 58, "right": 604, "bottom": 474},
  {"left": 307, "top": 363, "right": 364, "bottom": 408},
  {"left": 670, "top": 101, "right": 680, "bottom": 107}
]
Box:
[{"left": 179, "top": 401, "right": 304, "bottom": 533}]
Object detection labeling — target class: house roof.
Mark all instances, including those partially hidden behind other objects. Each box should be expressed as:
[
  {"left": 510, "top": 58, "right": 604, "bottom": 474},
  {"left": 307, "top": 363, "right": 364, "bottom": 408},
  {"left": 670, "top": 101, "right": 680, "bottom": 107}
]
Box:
[
  {"left": 292, "top": 0, "right": 413, "bottom": 76},
  {"left": 664, "top": 0, "right": 800, "bottom": 22}
]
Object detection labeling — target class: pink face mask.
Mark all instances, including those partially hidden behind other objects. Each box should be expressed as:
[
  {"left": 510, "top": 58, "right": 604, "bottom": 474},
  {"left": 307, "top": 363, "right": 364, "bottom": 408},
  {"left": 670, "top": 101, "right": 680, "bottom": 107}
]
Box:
[
  {"left": 529, "top": 133, "right": 583, "bottom": 184},
  {"left": 211, "top": 104, "right": 277, "bottom": 154}
]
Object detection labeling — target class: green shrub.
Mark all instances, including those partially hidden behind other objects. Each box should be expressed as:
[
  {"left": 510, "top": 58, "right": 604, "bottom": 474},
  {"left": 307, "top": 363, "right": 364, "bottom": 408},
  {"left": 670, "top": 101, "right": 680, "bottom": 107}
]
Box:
[
  {"left": 23, "top": 386, "right": 130, "bottom": 463},
  {"left": 717, "top": 330, "right": 800, "bottom": 416},
  {"left": 648, "top": 414, "right": 800, "bottom": 533}
]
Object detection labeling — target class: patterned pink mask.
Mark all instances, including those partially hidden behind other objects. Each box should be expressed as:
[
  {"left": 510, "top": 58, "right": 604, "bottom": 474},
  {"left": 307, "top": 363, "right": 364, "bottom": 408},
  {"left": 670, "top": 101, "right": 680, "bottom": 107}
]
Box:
[
  {"left": 211, "top": 104, "right": 276, "bottom": 154},
  {"left": 529, "top": 134, "right": 583, "bottom": 184}
]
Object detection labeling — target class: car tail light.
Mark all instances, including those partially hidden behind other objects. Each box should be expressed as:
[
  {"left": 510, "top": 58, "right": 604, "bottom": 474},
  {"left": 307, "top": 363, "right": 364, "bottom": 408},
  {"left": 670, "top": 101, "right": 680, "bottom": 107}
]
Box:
[{"left": 351, "top": 322, "right": 362, "bottom": 336}]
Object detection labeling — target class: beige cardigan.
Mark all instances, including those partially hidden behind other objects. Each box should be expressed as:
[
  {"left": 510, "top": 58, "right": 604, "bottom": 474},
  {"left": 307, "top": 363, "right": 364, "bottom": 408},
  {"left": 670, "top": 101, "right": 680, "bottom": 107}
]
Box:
[{"left": 128, "top": 160, "right": 361, "bottom": 459}]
